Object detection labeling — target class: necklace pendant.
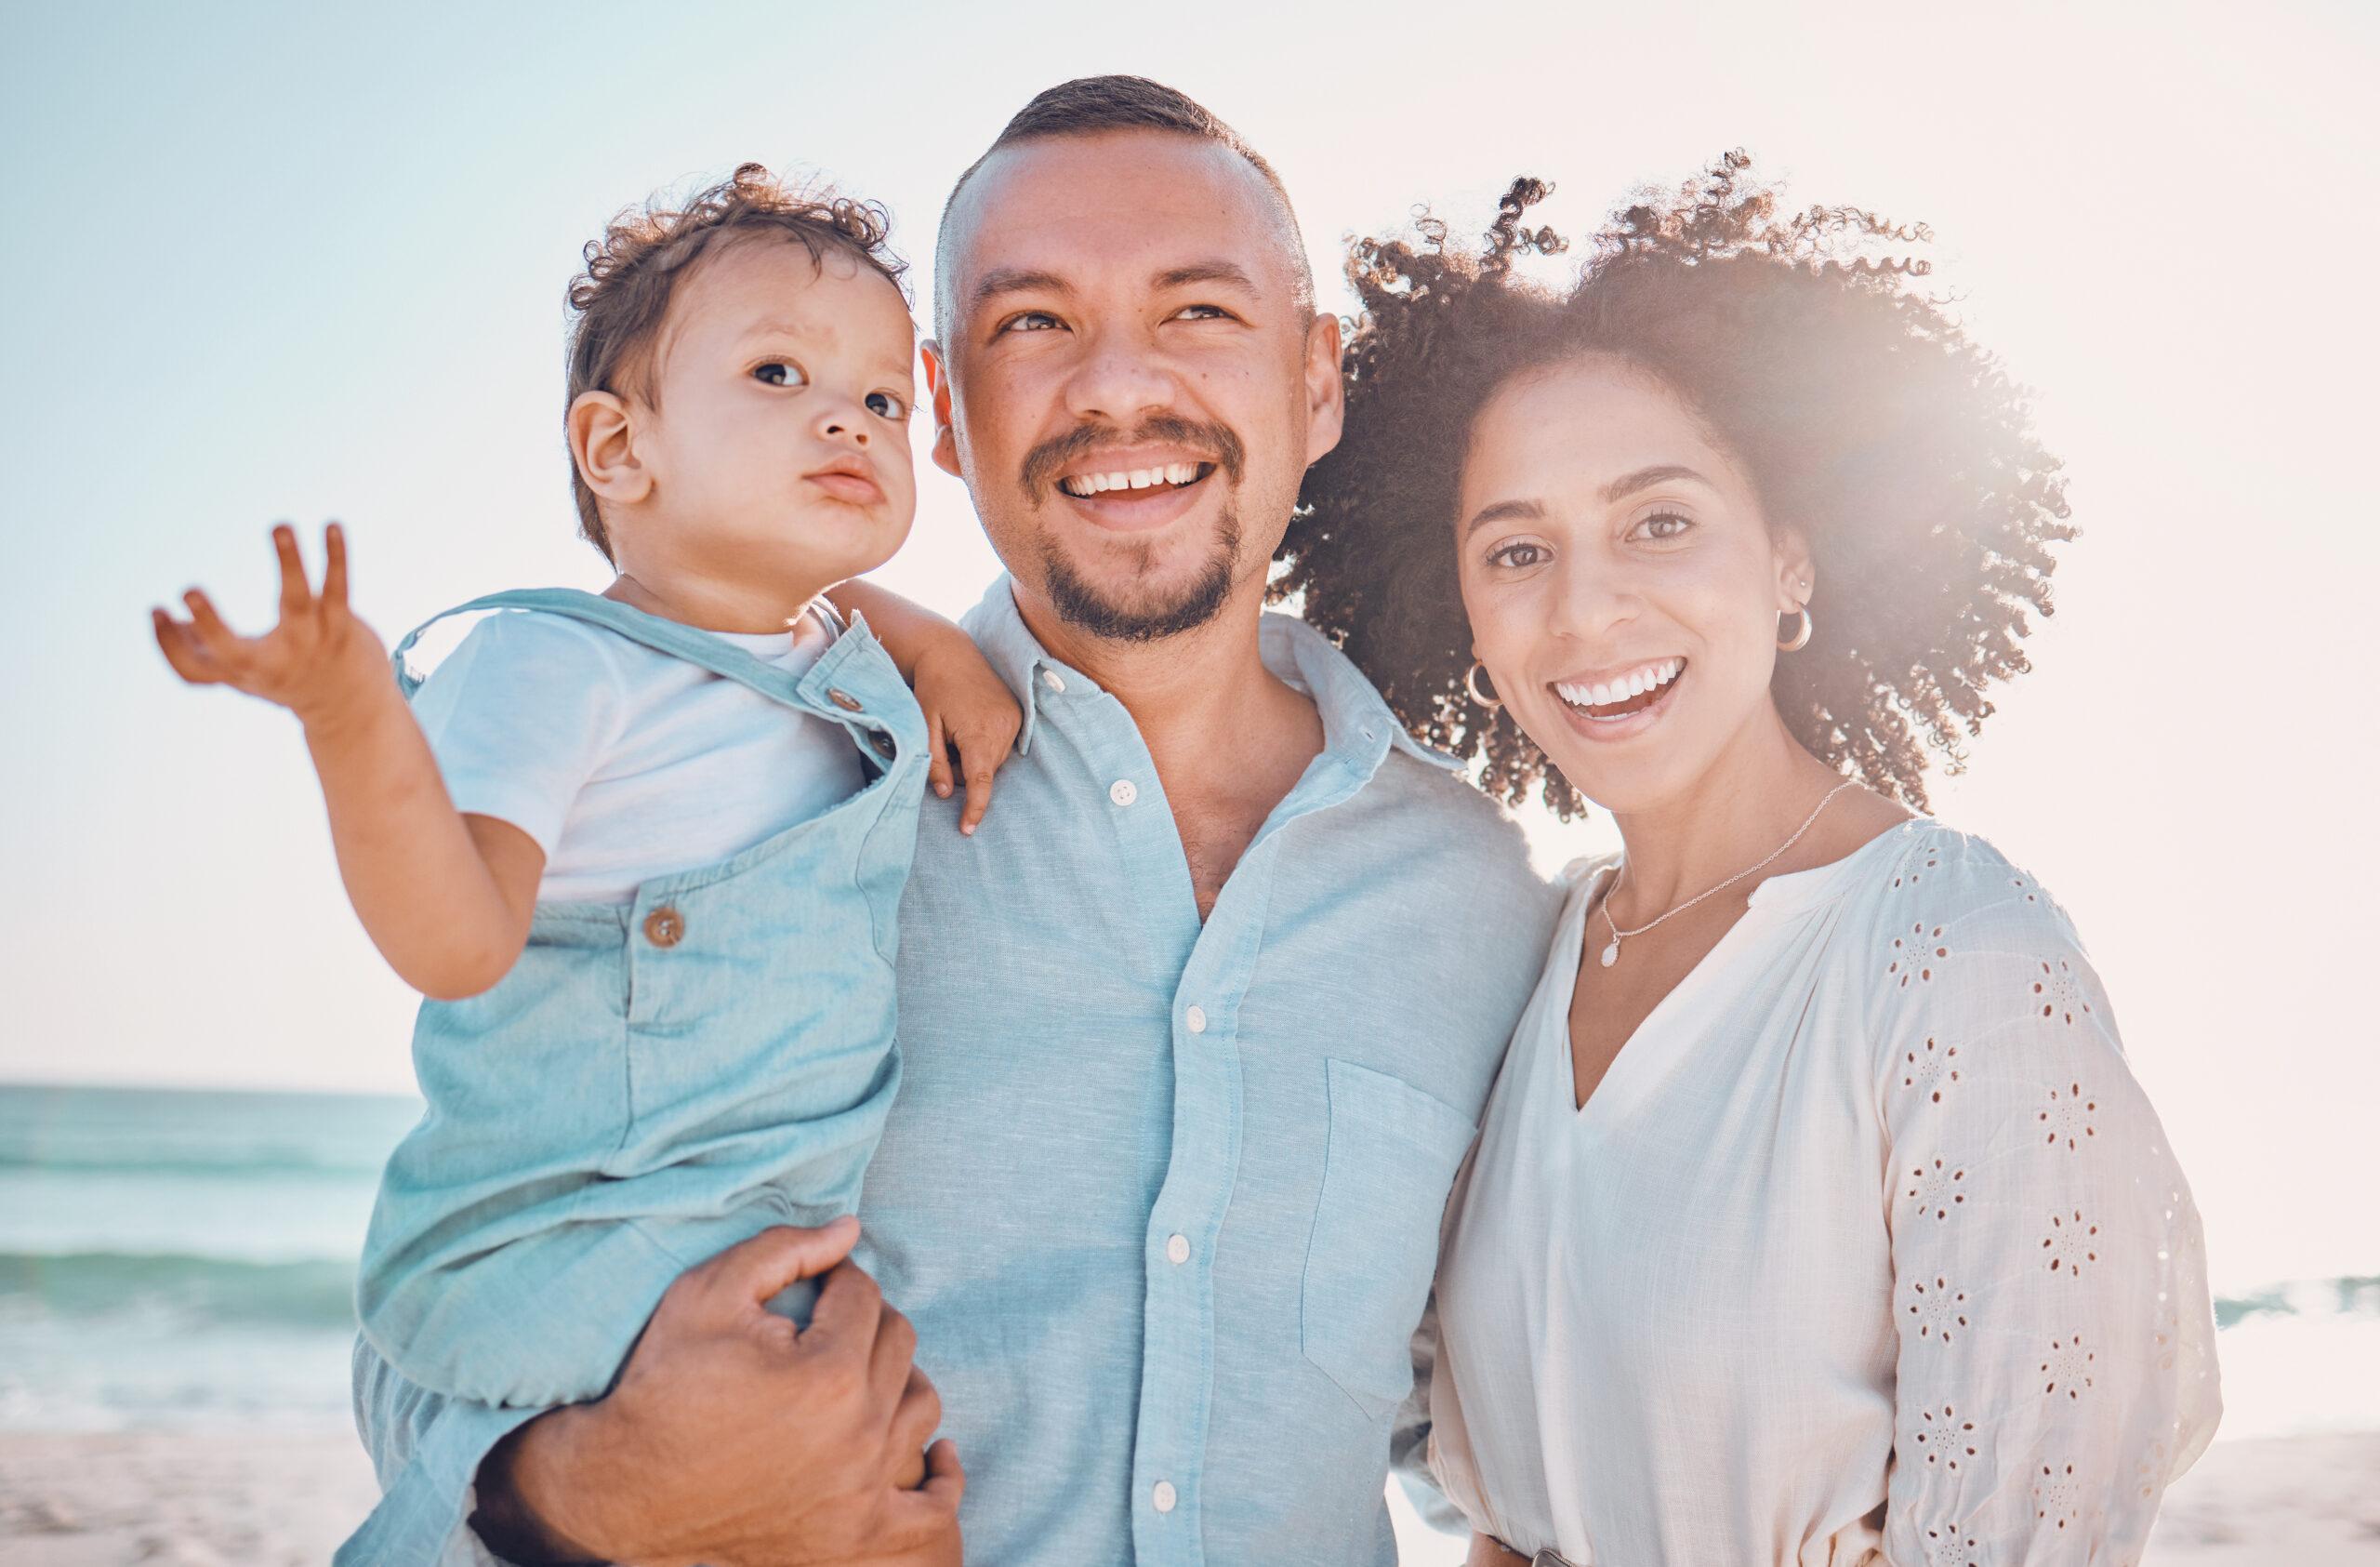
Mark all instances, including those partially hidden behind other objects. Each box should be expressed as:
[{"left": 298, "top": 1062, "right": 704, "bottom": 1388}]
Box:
[{"left": 1599, "top": 939, "right": 1620, "bottom": 968}]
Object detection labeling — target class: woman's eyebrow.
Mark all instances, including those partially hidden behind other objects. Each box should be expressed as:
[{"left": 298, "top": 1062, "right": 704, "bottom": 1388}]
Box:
[
  {"left": 1463, "top": 498, "right": 1546, "bottom": 537},
  {"left": 1602, "top": 463, "right": 1712, "bottom": 502}
]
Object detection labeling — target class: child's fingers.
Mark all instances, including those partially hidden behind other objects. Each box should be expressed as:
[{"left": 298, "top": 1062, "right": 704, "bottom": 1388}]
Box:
[
  {"left": 924, "top": 711, "right": 954, "bottom": 801},
  {"left": 955, "top": 732, "right": 1001, "bottom": 835},
  {"left": 182, "top": 590, "right": 239, "bottom": 657},
  {"left": 271, "top": 525, "right": 313, "bottom": 619},
  {"left": 152, "top": 609, "right": 218, "bottom": 684},
  {"left": 321, "top": 523, "right": 349, "bottom": 611}
]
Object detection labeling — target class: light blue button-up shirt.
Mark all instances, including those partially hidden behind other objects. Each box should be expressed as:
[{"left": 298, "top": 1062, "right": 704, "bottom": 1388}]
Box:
[{"left": 349, "top": 579, "right": 1560, "bottom": 1566}]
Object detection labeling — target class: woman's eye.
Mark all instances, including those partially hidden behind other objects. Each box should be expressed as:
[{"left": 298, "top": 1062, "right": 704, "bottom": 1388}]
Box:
[
  {"left": 753, "top": 361, "right": 805, "bottom": 388},
  {"left": 1488, "top": 541, "right": 1547, "bottom": 570},
  {"left": 1633, "top": 511, "right": 1694, "bottom": 541},
  {"left": 999, "top": 311, "right": 1062, "bottom": 335},
  {"left": 866, "top": 391, "right": 908, "bottom": 419}
]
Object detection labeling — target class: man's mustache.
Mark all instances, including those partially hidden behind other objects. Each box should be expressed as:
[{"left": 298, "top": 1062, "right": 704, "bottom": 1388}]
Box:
[{"left": 1019, "top": 416, "right": 1247, "bottom": 502}]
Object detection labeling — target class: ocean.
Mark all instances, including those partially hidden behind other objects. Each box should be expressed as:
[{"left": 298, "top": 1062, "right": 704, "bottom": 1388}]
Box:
[{"left": 2, "top": 1082, "right": 2374, "bottom": 1441}]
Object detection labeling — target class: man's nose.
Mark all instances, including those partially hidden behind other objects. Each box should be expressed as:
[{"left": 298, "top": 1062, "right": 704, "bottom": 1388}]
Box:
[{"left": 1063, "top": 337, "right": 1174, "bottom": 425}]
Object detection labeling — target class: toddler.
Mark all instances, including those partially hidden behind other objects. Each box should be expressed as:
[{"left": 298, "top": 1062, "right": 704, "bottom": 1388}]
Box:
[{"left": 152, "top": 166, "right": 1017, "bottom": 1418}]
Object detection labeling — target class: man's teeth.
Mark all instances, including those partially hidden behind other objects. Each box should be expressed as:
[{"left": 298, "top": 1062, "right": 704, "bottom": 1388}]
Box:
[
  {"left": 1059, "top": 462, "right": 1204, "bottom": 498},
  {"left": 1554, "top": 658, "right": 1684, "bottom": 710}
]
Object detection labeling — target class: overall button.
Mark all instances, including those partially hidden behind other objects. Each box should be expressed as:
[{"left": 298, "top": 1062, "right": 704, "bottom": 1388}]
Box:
[
  {"left": 826, "top": 688, "right": 864, "bottom": 711},
  {"left": 1109, "top": 778, "right": 1139, "bottom": 807},
  {"left": 1151, "top": 1481, "right": 1177, "bottom": 1514},
  {"left": 869, "top": 730, "right": 898, "bottom": 759},
  {"left": 643, "top": 907, "right": 685, "bottom": 948},
  {"left": 1165, "top": 1233, "right": 1191, "bottom": 1265}
]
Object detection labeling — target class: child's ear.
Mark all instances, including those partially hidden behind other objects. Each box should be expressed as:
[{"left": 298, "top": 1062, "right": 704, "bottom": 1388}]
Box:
[
  {"left": 568, "top": 390, "right": 653, "bottom": 506},
  {"left": 921, "top": 340, "right": 960, "bottom": 479}
]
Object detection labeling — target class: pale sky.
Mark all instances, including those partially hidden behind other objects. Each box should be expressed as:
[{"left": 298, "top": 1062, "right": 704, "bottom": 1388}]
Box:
[{"left": 3, "top": 0, "right": 2373, "bottom": 1292}]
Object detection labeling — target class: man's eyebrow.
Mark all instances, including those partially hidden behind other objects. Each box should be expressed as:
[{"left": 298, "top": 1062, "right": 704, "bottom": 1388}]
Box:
[
  {"left": 1155, "top": 260, "right": 1258, "bottom": 292},
  {"left": 1462, "top": 498, "right": 1546, "bottom": 538},
  {"left": 971, "top": 267, "right": 1071, "bottom": 311},
  {"left": 1602, "top": 463, "right": 1712, "bottom": 503}
]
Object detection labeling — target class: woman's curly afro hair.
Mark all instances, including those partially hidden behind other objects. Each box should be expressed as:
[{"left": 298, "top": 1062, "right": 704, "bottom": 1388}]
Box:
[{"left": 1275, "top": 152, "right": 2074, "bottom": 817}]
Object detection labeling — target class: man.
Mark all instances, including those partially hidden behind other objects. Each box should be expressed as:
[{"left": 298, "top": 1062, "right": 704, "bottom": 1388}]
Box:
[{"left": 347, "top": 76, "right": 1558, "bottom": 1566}]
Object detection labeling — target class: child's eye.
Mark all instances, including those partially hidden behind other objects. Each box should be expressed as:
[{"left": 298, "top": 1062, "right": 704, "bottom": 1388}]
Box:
[
  {"left": 1632, "top": 511, "right": 1694, "bottom": 541},
  {"left": 1488, "top": 541, "right": 1548, "bottom": 569},
  {"left": 866, "top": 391, "right": 908, "bottom": 419},
  {"left": 753, "top": 361, "right": 806, "bottom": 388}
]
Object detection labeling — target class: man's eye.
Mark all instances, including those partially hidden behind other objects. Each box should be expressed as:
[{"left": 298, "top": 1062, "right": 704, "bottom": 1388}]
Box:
[
  {"left": 1488, "top": 541, "right": 1547, "bottom": 569},
  {"left": 1172, "top": 304, "right": 1229, "bottom": 321},
  {"left": 998, "top": 312, "right": 1062, "bottom": 334},
  {"left": 866, "top": 391, "right": 908, "bottom": 419},
  {"left": 753, "top": 361, "right": 806, "bottom": 387}
]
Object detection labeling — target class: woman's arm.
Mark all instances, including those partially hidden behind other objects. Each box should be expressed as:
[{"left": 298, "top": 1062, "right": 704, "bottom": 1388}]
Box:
[
  {"left": 154, "top": 525, "right": 540, "bottom": 998},
  {"left": 1465, "top": 1534, "right": 1529, "bottom": 1566},
  {"left": 826, "top": 578, "right": 1021, "bottom": 834},
  {"left": 1872, "top": 850, "right": 2219, "bottom": 1559}
]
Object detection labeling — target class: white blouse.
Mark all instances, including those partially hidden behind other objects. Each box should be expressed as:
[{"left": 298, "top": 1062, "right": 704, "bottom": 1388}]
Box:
[{"left": 1429, "top": 821, "right": 2220, "bottom": 1566}]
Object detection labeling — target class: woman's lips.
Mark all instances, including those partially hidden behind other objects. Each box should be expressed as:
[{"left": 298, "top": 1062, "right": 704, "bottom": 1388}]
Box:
[{"left": 1545, "top": 659, "right": 1687, "bottom": 741}]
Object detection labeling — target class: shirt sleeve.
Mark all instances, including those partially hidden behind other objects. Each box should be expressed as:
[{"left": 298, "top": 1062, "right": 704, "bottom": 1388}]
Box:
[
  {"left": 1871, "top": 839, "right": 2221, "bottom": 1562},
  {"left": 405, "top": 610, "right": 630, "bottom": 855}
]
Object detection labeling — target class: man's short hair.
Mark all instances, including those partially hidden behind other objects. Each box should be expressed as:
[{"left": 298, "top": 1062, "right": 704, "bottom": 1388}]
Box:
[{"left": 932, "top": 75, "right": 1314, "bottom": 350}]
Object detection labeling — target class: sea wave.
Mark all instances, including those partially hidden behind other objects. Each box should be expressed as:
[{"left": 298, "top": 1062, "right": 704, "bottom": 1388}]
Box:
[{"left": 0, "top": 1250, "right": 357, "bottom": 1331}]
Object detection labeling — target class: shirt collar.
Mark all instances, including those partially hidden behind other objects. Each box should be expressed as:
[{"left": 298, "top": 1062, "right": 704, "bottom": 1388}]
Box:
[{"left": 960, "top": 575, "right": 1464, "bottom": 778}]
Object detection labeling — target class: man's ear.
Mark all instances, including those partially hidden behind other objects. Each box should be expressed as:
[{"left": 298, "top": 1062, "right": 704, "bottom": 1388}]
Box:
[
  {"left": 921, "top": 340, "right": 961, "bottom": 479},
  {"left": 568, "top": 390, "right": 653, "bottom": 507},
  {"left": 1301, "top": 312, "right": 1345, "bottom": 469}
]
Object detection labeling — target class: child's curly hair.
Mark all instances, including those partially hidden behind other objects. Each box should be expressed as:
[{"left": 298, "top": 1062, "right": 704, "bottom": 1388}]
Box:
[
  {"left": 1276, "top": 152, "right": 2074, "bottom": 816},
  {"left": 564, "top": 163, "right": 908, "bottom": 561}
]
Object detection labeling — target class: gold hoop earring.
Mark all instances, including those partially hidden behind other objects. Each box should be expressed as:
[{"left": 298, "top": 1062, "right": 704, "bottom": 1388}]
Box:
[
  {"left": 1777, "top": 604, "right": 1813, "bottom": 653},
  {"left": 1465, "top": 659, "right": 1503, "bottom": 709}
]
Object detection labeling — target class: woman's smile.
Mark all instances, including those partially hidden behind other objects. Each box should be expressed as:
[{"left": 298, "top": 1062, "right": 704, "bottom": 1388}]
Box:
[{"left": 1546, "top": 657, "right": 1687, "bottom": 739}]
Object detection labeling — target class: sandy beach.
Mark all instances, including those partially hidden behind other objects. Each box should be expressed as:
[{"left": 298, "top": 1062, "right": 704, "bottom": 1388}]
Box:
[{"left": 2, "top": 1428, "right": 2373, "bottom": 1566}]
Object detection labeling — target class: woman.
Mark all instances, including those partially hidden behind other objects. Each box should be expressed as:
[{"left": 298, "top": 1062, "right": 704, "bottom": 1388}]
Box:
[{"left": 1282, "top": 156, "right": 2219, "bottom": 1564}]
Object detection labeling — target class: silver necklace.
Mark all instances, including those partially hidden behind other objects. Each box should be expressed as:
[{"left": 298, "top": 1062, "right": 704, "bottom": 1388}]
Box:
[{"left": 1598, "top": 780, "right": 1858, "bottom": 968}]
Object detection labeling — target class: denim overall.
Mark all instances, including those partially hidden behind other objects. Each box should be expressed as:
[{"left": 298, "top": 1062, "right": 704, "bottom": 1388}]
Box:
[{"left": 354, "top": 588, "right": 927, "bottom": 1408}]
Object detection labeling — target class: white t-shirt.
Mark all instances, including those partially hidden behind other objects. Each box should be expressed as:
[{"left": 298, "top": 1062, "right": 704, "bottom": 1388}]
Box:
[{"left": 409, "top": 605, "right": 866, "bottom": 905}]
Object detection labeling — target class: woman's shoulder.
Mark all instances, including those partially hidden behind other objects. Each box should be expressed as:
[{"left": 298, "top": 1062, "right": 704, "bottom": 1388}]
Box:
[{"left": 1838, "top": 819, "right": 2086, "bottom": 949}]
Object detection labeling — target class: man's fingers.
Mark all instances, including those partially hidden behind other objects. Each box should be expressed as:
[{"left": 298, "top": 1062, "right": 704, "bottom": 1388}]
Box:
[
  {"left": 883, "top": 1439, "right": 965, "bottom": 1529},
  {"left": 693, "top": 1218, "right": 860, "bottom": 1313},
  {"left": 152, "top": 610, "right": 218, "bottom": 684},
  {"left": 863, "top": 1300, "right": 919, "bottom": 1409},
  {"left": 321, "top": 523, "right": 350, "bottom": 610},
  {"left": 885, "top": 1363, "right": 944, "bottom": 1466},
  {"left": 800, "top": 1254, "right": 886, "bottom": 1356},
  {"left": 925, "top": 712, "right": 953, "bottom": 802},
  {"left": 272, "top": 524, "right": 312, "bottom": 619}
]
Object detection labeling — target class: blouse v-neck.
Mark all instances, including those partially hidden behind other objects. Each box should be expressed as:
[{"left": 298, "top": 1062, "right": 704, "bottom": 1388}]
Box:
[{"left": 1561, "top": 825, "right": 1911, "bottom": 1124}]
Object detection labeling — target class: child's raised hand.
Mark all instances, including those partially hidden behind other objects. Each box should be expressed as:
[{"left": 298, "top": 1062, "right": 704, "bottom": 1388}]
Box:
[
  {"left": 153, "top": 524, "right": 389, "bottom": 728},
  {"left": 910, "top": 631, "right": 1023, "bottom": 835}
]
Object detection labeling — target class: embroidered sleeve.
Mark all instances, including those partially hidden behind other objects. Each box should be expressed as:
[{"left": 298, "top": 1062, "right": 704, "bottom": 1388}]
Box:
[{"left": 1871, "top": 843, "right": 2220, "bottom": 1563}]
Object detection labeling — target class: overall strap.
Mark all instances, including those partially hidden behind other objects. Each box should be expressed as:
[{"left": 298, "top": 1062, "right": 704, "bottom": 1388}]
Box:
[{"left": 390, "top": 588, "right": 817, "bottom": 704}]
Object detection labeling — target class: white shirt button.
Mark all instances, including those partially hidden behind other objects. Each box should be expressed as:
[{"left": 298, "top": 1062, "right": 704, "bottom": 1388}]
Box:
[
  {"left": 1109, "top": 778, "right": 1139, "bottom": 807},
  {"left": 1166, "top": 1233, "right": 1191, "bottom": 1265},
  {"left": 1152, "top": 1481, "right": 1177, "bottom": 1513},
  {"left": 1041, "top": 669, "right": 1066, "bottom": 694},
  {"left": 1183, "top": 1004, "right": 1207, "bottom": 1034}
]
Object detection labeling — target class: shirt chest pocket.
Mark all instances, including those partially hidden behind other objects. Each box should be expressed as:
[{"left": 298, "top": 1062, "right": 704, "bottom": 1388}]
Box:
[{"left": 1301, "top": 1057, "right": 1479, "bottom": 1421}]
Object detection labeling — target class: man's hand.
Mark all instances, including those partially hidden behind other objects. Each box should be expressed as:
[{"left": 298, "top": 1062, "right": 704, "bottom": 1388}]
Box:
[{"left": 481, "top": 1218, "right": 964, "bottom": 1567}]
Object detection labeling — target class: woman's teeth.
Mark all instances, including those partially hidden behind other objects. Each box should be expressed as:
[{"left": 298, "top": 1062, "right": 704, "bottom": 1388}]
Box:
[
  {"left": 1554, "top": 658, "right": 1685, "bottom": 714},
  {"left": 1058, "top": 462, "right": 1209, "bottom": 498}
]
